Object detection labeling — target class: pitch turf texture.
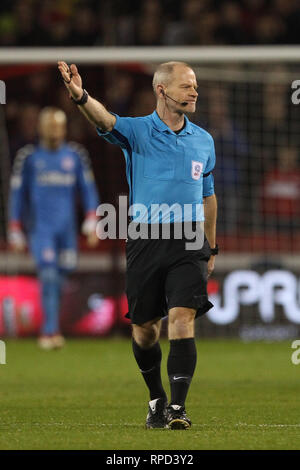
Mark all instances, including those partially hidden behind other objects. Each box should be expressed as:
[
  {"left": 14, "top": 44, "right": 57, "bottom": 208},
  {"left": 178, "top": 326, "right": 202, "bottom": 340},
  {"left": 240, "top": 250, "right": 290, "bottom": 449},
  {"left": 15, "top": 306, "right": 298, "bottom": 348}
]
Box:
[{"left": 0, "top": 338, "right": 299, "bottom": 450}]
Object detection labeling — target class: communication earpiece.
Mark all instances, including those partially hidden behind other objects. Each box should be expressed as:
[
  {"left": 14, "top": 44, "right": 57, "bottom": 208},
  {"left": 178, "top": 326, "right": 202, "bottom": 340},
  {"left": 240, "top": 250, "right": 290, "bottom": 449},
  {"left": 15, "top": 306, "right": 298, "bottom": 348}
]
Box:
[{"left": 160, "top": 88, "right": 188, "bottom": 107}]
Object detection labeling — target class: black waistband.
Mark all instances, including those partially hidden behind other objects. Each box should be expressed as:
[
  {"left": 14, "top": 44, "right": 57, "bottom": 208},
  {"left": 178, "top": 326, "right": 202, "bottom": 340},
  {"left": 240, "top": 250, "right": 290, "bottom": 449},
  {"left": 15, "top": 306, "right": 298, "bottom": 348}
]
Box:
[{"left": 127, "top": 221, "right": 205, "bottom": 240}]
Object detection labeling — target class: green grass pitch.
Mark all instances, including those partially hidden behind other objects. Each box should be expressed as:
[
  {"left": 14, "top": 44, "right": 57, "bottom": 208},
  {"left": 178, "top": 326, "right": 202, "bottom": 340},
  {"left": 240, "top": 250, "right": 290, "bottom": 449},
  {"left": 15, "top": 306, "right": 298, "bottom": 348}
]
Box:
[{"left": 0, "top": 337, "right": 299, "bottom": 450}]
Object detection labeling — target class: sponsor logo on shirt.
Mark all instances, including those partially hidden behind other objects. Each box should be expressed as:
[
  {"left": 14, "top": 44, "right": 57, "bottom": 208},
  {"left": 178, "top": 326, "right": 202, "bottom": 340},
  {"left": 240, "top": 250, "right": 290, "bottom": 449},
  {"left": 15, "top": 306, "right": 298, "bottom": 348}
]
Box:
[{"left": 37, "top": 171, "right": 75, "bottom": 186}]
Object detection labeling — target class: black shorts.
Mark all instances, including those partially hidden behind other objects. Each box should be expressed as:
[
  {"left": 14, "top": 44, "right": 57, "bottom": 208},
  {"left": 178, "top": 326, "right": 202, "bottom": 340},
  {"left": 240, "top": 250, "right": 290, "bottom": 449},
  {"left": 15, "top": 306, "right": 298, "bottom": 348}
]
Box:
[{"left": 125, "top": 230, "right": 213, "bottom": 325}]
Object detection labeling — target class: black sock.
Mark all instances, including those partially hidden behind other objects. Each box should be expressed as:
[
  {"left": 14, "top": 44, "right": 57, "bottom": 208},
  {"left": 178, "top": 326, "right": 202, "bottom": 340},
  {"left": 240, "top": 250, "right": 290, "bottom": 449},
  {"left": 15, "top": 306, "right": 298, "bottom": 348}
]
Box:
[
  {"left": 167, "top": 338, "right": 197, "bottom": 407},
  {"left": 132, "top": 339, "right": 167, "bottom": 401}
]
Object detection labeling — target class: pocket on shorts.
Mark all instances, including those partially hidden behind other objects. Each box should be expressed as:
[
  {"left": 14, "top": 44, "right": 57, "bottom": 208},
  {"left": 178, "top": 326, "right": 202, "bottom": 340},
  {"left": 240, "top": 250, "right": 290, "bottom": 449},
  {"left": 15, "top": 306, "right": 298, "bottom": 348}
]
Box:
[{"left": 200, "top": 239, "right": 211, "bottom": 261}]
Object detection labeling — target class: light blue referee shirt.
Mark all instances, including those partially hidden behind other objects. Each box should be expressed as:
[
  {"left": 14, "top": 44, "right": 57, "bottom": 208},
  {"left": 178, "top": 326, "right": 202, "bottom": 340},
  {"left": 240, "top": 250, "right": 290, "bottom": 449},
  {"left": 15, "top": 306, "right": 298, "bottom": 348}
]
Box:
[{"left": 97, "top": 110, "right": 215, "bottom": 223}]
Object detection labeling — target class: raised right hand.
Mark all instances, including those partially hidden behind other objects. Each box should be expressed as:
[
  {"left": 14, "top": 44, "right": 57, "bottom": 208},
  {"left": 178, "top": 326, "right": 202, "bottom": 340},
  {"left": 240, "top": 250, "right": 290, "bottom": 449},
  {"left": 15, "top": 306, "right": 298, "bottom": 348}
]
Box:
[{"left": 57, "top": 61, "right": 83, "bottom": 101}]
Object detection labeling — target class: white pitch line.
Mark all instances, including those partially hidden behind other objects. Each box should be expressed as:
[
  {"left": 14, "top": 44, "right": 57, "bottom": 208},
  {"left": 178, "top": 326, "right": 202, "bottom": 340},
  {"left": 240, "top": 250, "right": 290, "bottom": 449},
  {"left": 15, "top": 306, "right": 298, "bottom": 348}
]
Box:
[
  {"left": 235, "top": 423, "right": 300, "bottom": 428},
  {"left": 1, "top": 423, "right": 300, "bottom": 428}
]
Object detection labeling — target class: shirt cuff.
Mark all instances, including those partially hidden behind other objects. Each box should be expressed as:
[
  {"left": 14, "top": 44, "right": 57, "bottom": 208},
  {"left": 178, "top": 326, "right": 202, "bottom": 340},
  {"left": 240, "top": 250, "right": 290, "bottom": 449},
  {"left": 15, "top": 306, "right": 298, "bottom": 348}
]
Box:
[
  {"left": 9, "top": 220, "right": 22, "bottom": 230},
  {"left": 85, "top": 210, "right": 97, "bottom": 219}
]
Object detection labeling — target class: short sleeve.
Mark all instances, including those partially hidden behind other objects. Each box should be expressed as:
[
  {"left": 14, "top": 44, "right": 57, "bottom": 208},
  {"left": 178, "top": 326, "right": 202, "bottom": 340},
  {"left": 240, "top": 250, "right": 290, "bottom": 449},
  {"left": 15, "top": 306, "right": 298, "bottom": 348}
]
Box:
[
  {"left": 205, "top": 135, "right": 216, "bottom": 174},
  {"left": 96, "top": 113, "right": 135, "bottom": 150},
  {"left": 203, "top": 173, "right": 215, "bottom": 197},
  {"left": 203, "top": 136, "right": 216, "bottom": 197}
]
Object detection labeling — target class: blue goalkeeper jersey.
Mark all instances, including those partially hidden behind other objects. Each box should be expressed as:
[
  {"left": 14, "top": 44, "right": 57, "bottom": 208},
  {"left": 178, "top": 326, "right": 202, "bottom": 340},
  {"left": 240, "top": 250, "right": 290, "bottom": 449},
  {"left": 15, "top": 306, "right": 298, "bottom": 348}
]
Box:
[
  {"left": 9, "top": 142, "right": 99, "bottom": 232},
  {"left": 97, "top": 110, "right": 215, "bottom": 223}
]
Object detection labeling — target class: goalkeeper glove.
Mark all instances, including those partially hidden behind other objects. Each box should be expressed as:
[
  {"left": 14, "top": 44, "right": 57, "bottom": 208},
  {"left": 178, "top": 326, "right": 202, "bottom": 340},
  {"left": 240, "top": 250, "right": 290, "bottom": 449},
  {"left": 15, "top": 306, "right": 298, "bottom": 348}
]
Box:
[
  {"left": 81, "top": 212, "right": 99, "bottom": 247},
  {"left": 8, "top": 222, "right": 26, "bottom": 251}
]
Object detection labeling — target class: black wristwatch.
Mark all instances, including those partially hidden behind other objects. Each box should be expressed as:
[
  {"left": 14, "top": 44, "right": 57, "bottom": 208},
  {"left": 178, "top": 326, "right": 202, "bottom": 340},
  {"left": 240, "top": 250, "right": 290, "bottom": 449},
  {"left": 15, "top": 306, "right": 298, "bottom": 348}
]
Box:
[
  {"left": 210, "top": 244, "right": 219, "bottom": 256},
  {"left": 71, "top": 89, "right": 89, "bottom": 105}
]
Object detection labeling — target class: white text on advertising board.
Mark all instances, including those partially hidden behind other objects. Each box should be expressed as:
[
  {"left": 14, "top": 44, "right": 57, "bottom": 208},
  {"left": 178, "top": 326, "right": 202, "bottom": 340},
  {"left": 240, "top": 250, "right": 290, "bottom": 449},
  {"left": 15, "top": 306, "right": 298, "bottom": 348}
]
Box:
[{"left": 208, "top": 270, "right": 300, "bottom": 325}]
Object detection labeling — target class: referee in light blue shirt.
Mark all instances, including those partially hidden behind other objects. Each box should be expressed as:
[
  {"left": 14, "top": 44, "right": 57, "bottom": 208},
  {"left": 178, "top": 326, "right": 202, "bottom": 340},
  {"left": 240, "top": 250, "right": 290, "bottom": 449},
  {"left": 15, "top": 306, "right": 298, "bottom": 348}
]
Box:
[{"left": 58, "top": 60, "right": 218, "bottom": 430}]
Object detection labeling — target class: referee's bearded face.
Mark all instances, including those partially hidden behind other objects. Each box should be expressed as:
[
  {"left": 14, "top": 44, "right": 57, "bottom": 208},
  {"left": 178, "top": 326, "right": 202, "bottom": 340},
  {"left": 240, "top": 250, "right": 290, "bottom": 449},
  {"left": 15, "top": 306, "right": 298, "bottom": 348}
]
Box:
[{"left": 167, "top": 66, "right": 198, "bottom": 113}]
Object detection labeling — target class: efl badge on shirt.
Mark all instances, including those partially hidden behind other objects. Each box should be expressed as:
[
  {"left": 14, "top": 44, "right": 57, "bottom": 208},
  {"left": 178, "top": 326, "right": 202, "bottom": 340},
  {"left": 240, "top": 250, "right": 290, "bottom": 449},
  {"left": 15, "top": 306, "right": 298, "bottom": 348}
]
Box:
[
  {"left": 191, "top": 161, "right": 203, "bottom": 180},
  {"left": 61, "top": 156, "right": 75, "bottom": 171}
]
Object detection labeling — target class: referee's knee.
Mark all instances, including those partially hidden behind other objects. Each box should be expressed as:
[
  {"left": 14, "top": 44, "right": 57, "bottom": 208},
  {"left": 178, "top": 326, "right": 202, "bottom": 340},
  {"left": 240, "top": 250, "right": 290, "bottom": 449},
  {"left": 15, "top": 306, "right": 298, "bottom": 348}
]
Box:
[
  {"left": 132, "top": 321, "right": 161, "bottom": 349},
  {"left": 168, "top": 307, "right": 196, "bottom": 339},
  {"left": 169, "top": 307, "right": 196, "bottom": 324}
]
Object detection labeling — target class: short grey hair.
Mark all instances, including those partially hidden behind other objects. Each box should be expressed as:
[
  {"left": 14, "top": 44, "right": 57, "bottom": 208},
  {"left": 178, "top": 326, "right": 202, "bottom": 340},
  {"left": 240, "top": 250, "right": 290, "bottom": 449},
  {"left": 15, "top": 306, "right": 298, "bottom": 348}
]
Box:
[{"left": 152, "top": 61, "right": 192, "bottom": 96}]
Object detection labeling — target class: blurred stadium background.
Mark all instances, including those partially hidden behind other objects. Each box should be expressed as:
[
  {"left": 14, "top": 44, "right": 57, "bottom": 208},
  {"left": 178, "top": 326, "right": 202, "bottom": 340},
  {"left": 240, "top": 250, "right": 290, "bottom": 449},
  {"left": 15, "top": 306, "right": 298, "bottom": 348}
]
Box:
[{"left": 1, "top": 0, "right": 300, "bottom": 342}]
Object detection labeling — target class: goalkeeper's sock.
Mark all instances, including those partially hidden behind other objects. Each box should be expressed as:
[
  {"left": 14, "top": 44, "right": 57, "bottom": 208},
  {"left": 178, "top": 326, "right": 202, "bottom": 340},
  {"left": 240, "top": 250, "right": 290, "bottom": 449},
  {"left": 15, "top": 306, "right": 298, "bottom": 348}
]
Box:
[
  {"left": 39, "top": 267, "right": 62, "bottom": 336},
  {"left": 167, "top": 338, "right": 197, "bottom": 406},
  {"left": 132, "top": 339, "right": 167, "bottom": 401}
]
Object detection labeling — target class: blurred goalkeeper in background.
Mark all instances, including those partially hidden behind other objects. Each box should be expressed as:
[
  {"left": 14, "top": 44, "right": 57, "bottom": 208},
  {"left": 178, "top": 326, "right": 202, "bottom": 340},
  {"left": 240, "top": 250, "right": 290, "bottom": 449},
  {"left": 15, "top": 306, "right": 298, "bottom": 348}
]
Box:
[{"left": 8, "top": 107, "right": 100, "bottom": 350}]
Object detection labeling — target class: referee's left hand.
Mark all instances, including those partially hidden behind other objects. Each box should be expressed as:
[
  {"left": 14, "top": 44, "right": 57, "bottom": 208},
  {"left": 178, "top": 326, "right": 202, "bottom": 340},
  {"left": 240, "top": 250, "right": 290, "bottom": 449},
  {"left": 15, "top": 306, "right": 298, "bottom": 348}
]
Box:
[{"left": 207, "top": 256, "right": 215, "bottom": 278}]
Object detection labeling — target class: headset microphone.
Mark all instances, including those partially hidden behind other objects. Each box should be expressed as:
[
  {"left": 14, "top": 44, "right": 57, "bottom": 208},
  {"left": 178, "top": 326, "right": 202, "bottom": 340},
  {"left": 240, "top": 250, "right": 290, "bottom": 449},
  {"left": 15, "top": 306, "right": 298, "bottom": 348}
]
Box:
[{"left": 161, "top": 90, "right": 189, "bottom": 106}]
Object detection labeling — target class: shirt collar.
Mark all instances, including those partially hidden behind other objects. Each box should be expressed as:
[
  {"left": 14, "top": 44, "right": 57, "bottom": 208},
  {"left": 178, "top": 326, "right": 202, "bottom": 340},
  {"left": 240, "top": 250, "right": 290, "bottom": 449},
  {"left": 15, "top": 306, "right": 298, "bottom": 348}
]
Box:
[{"left": 151, "top": 110, "right": 193, "bottom": 135}]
